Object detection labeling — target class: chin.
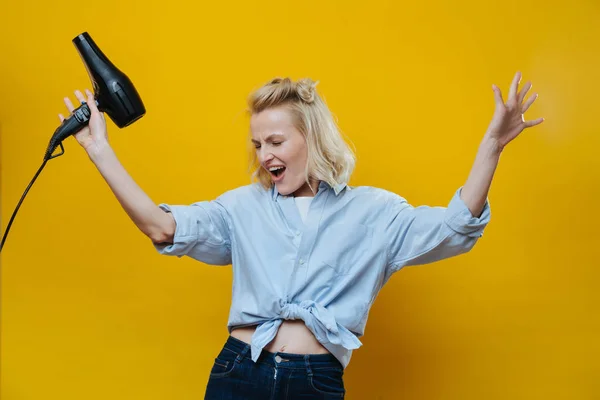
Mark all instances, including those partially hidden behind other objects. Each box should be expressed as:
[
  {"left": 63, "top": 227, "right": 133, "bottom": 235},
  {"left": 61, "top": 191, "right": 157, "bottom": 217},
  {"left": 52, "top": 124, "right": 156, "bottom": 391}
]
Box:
[
  {"left": 274, "top": 181, "right": 302, "bottom": 196},
  {"left": 274, "top": 182, "right": 293, "bottom": 196}
]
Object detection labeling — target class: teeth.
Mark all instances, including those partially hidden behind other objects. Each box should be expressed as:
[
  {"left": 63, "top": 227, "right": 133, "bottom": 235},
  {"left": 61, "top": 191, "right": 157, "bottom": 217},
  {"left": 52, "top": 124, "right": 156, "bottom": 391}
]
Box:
[{"left": 269, "top": 166, "right": 285, "bottom": 172}]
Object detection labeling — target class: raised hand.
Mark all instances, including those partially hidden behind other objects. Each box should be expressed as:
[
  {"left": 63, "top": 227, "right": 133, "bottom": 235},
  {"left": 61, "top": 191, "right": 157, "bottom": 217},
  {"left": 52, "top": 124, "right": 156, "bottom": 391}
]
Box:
[
  {"left": 59, "top": 89, "right": 109, "bottom": 157},
  {"left": 485, "top": 71, "right": 544, "bottom": 151}
]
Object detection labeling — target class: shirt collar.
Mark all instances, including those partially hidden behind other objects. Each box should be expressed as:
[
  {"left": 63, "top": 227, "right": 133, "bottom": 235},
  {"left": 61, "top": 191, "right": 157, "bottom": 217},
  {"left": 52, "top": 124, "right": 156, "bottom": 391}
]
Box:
[{"left": 271, "top": 181, "right": 348, "bottom": 200}]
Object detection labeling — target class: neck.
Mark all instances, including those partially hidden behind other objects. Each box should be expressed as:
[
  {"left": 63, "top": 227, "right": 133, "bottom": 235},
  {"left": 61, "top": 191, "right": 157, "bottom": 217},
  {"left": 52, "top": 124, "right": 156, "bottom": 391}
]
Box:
[{"left": 293, "top": 179, "right": 319, "bottom": 197}]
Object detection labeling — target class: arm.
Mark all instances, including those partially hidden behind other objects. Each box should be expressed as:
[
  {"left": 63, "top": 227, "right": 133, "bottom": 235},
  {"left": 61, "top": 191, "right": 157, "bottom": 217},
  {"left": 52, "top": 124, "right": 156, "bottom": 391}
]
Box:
[
  {"left": 90, "top": 145, "right": 231, "bottom": 263},
  {"left": 60, "top": 89, "right": 175, "bottom": 244},
  {"left": 460, "top": 136, "right": 501, "bottom": 218},
  {"left": 62, "top": 88, "right": 229, "bottom": 261},
  {"left": 461, "top": 71, "right": 544, "bottom": 218},
  {"left": 384, "top": 72, "right": 544, "bottom": 273},
  {"left": 384, "top": 187, "right": 491, "bottom": 272},
  {"left": 90, "top": 146, "right": 175, "bottom": 243}
]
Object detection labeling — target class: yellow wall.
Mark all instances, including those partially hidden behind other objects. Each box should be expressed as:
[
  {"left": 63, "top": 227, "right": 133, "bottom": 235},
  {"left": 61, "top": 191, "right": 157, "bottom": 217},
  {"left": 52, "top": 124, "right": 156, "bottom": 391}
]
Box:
[{"left": 1, "top": 0, "right": 598, "bottom": 398}]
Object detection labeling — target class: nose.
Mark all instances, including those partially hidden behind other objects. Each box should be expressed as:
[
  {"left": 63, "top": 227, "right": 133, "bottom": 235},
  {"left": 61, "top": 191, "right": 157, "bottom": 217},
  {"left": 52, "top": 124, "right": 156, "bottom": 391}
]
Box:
[{"left": 258, "top": 147, "right": 274, "bottom": 165}]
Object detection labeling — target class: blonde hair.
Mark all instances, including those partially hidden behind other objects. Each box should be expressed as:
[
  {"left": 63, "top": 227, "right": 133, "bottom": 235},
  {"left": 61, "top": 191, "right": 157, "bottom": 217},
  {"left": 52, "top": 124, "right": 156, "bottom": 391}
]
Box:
[{"left": 246, "top": 77, "right": 356, "bottom": 192}]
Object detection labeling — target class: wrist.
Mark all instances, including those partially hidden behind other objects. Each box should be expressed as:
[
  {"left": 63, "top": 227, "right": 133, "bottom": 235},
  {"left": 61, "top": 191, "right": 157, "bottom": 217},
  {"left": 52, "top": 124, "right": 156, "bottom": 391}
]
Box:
[
  {"left": 482, "top": 133, "right": 504, "bottom": 156},
  {"left": 88, "top": 143, "right": 115, "bottom": 164}
]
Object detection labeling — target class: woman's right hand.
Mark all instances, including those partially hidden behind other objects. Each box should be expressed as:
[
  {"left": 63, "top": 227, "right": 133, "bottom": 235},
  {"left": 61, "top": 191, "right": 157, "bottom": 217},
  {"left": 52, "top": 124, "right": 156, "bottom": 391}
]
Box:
[{"left": 59, "top": 88, "right": 110, "bottom": 158}]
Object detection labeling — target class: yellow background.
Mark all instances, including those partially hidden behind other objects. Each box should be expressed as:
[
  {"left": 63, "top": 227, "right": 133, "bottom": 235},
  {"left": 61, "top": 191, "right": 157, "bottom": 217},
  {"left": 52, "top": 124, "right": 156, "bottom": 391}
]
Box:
[{"left": 1, "top": 0, "right": 598, "bottom": 399}]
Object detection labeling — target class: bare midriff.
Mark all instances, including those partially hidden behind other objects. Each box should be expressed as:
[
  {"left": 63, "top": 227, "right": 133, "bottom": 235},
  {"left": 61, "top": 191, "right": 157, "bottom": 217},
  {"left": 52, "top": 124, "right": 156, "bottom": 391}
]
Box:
[{"left": 230, "top": 320, "right": 330, "bottom": 354}]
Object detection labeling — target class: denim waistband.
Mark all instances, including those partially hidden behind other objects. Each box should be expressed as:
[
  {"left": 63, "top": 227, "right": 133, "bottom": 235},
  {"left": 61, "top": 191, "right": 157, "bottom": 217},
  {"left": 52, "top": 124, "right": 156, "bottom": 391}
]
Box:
[{"left": 223, "top": 335, "right": 343, "bottom": 370}]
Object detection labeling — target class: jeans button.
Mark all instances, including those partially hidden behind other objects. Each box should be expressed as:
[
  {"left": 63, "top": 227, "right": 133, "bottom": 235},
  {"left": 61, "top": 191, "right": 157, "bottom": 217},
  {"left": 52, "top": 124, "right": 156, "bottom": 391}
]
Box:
[{"left": 275, "top": 355, "right": 282, "bottom": 363}]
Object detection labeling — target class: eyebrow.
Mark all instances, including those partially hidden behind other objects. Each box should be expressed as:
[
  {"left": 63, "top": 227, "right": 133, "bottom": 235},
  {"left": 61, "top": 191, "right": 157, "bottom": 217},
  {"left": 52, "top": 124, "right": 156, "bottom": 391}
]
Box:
[{"left": 251, "top": 133, "right": 284, "bottom": 145}]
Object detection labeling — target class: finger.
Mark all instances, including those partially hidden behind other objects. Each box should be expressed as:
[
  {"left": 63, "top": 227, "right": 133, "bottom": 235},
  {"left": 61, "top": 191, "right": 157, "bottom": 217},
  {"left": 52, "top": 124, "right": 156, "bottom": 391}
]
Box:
[
  {"left": 517, "top": 81, "right": 532, "bottom": 105},
  {"left": 84, "top": 89, "right": 99, "bottom": 113},
  {"left": 522, "top": 93, "right": 538, "bottom": 113},
  {"left": 524, "top": 117, "right": 544, "bottom": 128},
  {"left": 507, "top": 71, "right": 522, "bottom": 103},
  {"left": 492, "top": 84, "right": 504, "bottom": 107},
  {"left": 74, "top": 89, "right": 86, "bottom": 104},
  {"left": 58, "top": 113, "right": 64, "bottom": 122},
  {"left": 64, "top": 96, "right": 76, "bottom": 113}
]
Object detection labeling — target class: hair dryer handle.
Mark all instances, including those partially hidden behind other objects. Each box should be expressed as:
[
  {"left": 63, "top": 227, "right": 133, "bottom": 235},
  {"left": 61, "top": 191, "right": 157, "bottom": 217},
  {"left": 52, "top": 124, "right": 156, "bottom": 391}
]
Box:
[{"left": 44, "top": 101, "right": 92, "bottom": 160}]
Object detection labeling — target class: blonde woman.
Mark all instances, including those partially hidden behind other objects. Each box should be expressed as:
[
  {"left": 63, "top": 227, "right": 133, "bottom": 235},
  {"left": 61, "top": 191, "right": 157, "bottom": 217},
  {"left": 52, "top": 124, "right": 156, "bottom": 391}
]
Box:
[{"left": 60, "top": 72, "right": 543, "bottom": 399}]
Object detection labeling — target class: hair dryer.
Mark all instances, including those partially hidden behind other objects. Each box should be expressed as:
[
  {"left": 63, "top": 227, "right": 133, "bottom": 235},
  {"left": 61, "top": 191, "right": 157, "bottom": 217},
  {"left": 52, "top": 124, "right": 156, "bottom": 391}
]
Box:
[
  {"left": 1, "top": 32, "right": 146, "bottom": 252},
  {"left": 44, "top": 32, "right": 146, "bottom": 161}
]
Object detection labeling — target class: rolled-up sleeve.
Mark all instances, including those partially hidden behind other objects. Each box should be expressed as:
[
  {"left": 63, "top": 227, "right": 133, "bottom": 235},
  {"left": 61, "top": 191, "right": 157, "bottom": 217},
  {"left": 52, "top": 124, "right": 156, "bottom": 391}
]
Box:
[
  {"left": 385, "top": 186, "right": 491, "bottom": 272},
  {"left": 152, "top": 199, "right": 232, "bottom": 266}
]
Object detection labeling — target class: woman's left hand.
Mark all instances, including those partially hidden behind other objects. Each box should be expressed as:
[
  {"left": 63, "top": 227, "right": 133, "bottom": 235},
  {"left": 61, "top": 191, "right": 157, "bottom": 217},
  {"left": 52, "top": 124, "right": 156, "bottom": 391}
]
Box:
[{"left": 485, "top": 71, "right": 545, "bottom": 152}]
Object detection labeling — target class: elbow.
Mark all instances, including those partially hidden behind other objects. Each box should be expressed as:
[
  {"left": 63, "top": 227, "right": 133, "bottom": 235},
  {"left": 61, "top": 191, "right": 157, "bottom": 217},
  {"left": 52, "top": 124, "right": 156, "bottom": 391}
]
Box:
[
  {"left": 439, "top": 232, "right": 481, "bottom": 260},
  {"left": 150, "top": 230, "right": 172, "bottom": 245},
  {"left": 456, "top": 234, "right": 484, "bottom": 258},
  {"left": 150, "top": 209, "right": 176, "bottom": 244}
]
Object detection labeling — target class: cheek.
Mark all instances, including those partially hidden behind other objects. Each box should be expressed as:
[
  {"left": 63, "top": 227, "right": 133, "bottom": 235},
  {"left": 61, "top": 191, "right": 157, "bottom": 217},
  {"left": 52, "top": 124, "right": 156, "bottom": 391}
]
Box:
[
  {"left": 294, "top": 145, "right": 308, "bottom": 169},
  {"left": 275, "top": 144, "right": 294, "bottom": 162},
  {"left": 290, "top": 139, "right": 308, "bottom": 162}
]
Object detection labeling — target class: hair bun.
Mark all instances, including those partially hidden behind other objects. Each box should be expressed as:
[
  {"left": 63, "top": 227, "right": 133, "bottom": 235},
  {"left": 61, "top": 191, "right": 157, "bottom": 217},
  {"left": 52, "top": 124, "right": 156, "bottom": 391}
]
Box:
[
  {"left": 250, "top": 77, "right": 320, "bottom": 111},
  {"left": 295, "top": 78, "right": 319, "bottom": 104}
]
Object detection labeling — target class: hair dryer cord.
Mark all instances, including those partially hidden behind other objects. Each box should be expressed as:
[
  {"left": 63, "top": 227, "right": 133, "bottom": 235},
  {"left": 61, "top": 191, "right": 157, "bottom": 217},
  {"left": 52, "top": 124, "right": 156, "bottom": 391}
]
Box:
[{"left": 0, "top": 143, "right": 65, "bottom": 252}]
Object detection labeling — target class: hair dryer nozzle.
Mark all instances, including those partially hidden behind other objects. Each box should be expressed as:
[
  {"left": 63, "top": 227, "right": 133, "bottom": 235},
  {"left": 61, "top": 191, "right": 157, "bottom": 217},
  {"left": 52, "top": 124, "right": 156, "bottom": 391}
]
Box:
[{"left": 73, "top": 32, "right": 146, "bottom": 128}]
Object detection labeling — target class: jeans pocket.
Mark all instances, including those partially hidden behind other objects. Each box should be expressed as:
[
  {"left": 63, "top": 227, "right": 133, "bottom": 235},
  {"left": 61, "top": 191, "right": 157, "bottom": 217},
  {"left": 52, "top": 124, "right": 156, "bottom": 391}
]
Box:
[
  {"left": 308, "top": 367, "right": 346, "bottom": 397},
  {"left": 209, "top": 348, "right": 238, "bottom": 378}
]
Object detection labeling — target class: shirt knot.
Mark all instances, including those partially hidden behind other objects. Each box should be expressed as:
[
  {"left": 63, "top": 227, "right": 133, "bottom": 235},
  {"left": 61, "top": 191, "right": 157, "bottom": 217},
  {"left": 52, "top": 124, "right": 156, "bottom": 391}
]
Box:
[
  {"left": 248, "top": 299, "right": 362, "bottom": 364},
  {"left": 279, "top": 300, "right": 337, "bottom": 332}
]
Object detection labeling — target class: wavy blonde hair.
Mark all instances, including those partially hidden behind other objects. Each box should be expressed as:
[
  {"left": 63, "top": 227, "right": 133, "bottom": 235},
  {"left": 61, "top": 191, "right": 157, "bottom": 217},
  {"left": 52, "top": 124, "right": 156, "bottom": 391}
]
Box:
[{"left": 245, "top": 77, "right": 356, "bottom": 192}]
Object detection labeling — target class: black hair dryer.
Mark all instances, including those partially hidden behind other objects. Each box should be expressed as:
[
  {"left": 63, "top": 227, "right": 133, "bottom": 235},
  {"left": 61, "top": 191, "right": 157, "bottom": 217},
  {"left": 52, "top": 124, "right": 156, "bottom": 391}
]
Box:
[
  {"left": 44, "top": 31, "right": 146, "bottom": 160},
  {"left": 1, "top": 32, "right": 146, "bottom": 252}
]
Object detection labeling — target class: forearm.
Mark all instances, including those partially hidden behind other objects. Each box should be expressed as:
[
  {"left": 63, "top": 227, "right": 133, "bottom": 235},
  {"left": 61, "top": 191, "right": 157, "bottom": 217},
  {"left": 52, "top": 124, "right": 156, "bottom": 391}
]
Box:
[
  {"left": 460, "top": 134, "right": 502, "bottom": 218},
  {"left": 89, "top": 146, "right": 173, "bottom": 241}
]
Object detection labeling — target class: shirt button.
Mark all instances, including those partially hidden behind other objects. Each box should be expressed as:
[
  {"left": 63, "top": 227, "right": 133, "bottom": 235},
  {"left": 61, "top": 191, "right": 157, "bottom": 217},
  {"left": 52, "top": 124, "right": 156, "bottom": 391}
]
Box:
[
  {"left": 275, "top": 355, "right": 282, "bottom": 363},
  {"left": 295, "top": 231, "right": 301, "bottom": 236},
  {"left": 299, "top": 259, "right": 305, "bottom": 265}
]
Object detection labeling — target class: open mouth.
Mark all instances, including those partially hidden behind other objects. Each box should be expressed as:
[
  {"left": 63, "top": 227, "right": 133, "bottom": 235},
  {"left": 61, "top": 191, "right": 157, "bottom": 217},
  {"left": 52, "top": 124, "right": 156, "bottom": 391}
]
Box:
[{"left": 269, "top": 166, "right": 286, "bottom": 179}]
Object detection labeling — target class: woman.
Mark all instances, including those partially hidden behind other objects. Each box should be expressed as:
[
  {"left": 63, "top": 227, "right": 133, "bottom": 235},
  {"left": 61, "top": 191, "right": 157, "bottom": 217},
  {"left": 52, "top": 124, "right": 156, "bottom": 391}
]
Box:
[{"left": 60, "top": 72, "right": 543, "bottom": 399}]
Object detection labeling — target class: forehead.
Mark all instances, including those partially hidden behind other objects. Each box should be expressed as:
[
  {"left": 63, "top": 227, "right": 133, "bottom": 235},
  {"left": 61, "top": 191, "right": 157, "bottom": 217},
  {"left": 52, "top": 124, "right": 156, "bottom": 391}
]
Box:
[{"left": 250, "top": 106, "right": 296, "bottom": 138}]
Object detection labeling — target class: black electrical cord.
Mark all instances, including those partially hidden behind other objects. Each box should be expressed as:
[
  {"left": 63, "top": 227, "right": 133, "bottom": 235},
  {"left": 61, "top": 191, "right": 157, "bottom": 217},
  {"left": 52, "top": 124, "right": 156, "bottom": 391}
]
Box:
[{"left": 0, "top": 142, "right": 65, "bottom": 252}]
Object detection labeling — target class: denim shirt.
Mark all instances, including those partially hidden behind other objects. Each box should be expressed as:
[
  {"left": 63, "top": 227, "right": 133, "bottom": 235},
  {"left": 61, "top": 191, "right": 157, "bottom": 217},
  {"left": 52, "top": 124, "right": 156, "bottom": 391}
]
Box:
[{"left": 153, "top": 181, "right": 491, "bottom": 369}]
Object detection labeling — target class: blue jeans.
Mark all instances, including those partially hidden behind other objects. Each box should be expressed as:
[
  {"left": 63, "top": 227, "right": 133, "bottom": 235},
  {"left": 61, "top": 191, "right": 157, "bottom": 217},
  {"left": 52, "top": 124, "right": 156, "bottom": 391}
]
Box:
[{"left": 204, "top": 335, "right": 346, "bottom": 399}]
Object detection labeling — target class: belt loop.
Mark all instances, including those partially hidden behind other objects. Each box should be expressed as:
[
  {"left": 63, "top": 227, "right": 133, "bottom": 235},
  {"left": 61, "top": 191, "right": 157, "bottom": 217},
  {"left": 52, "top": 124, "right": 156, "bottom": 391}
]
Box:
[
  {"left": 236, "top": 344, "right": 251, "bottom": 364},
  {"left": 304, "top": 354, "right": 313, "bottom": 377}
]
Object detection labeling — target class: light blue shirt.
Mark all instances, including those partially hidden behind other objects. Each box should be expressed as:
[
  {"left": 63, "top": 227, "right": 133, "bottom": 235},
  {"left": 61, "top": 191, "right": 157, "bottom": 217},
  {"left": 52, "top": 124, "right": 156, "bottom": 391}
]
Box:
[{"left": 153, "top": 181, "right": 491, "bottom": 368}]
